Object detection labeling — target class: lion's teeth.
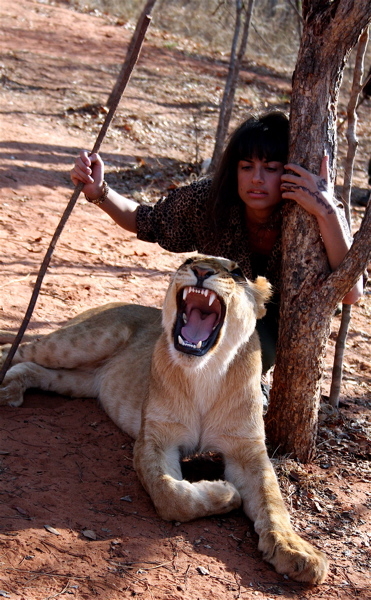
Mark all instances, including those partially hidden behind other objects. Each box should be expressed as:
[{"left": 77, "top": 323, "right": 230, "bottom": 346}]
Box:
[
  {"left": 182, "top": 286, "right": 216, "bottom": 306},
  {"left": 208, "top": 292, "right": 216, "bottom": 306},
  {"left": 178, "top": 335, "right": 202, "bottom": 350},
  {"left": 183, "top": 313, "right": 187, "bottom": 324}
]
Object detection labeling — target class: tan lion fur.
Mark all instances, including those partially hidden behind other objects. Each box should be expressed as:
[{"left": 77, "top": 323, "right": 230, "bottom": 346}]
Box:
[{"left": 0, "top": 255, "right": 328, "bottom": 583}]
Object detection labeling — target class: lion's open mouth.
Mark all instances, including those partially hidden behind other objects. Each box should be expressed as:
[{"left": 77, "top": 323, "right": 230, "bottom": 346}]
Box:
[{"left": 174, "top": 286, "right": 225, "bottom": 356}]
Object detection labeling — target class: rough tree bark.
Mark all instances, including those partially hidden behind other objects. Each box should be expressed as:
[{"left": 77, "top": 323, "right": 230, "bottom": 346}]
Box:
[{"left": 265, "top": 1, "right": 371, "bottom": 462}]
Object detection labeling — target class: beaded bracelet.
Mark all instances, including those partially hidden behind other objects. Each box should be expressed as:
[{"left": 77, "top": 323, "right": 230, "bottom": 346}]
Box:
[{"left": 84, "top": 180, "right": 109, "bottom": 205}]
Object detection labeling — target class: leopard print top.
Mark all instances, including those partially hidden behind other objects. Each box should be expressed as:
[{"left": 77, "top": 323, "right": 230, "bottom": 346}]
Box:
[{"left": 136, "top": 178, "right": 283, "bottom": 293}]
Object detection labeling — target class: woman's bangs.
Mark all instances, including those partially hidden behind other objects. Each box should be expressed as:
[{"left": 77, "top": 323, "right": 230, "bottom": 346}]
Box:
[{"left": 238, "top": 130, "right": 287, "bottom": 162}]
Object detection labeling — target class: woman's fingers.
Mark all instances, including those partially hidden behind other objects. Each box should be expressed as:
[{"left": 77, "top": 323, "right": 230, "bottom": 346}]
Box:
[
  {"left": 281, "top": 160, "right": 329, "bottom": 193},
  {"left": 283, "top": 157, "right": 329, "bottom": 186},
  {"left": 283, "top": 162, "right": 308, "bottom": 176},
  {"left": 71, "top": 151, "right": 104, "bottom": 188},
  {"left": 280, "top": 159, "right": 335, "bottom": 217}
]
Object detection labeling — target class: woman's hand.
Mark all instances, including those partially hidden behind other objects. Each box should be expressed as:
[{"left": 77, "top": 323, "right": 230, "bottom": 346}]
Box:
[
  {"left": 71, "top": 150, "right": 139, "bottom": 233},
  {"left": 70, "top": 150, "right": 105, "bottom": 201},
  {"left": 280, "top": 155, "right": 336, "bottom": 218}
]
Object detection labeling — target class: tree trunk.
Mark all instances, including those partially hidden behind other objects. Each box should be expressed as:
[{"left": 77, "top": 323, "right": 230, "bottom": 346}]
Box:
[{"left": 265, "top": 1, "right": 371, "bottom": 462}]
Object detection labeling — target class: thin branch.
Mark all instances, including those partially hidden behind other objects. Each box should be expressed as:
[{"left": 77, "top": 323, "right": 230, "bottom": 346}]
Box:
[
  {"left": 323, "top": 197, "right": 371, "bottom": 304},
  {"left": 286, "top": 0, "right": 303, "bottom": 21}
]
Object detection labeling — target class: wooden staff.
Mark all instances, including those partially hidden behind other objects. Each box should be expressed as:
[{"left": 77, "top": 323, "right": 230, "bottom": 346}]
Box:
[{"left": 0, "top": 14, "right": 152, "bottom": 385}]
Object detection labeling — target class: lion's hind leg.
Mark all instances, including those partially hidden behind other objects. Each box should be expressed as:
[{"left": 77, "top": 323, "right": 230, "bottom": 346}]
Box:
[
  {"left": 133, "top": 427, "right": 241, "bottom": 522},
  {"left": 5, "top": 306, "right": 145, "bottom": 371},
  {"left": 0, "top": 362, "right": 98, "bottom": 407},
  {"left": 10, "top": 326, "right": 125, "bottom": 370}
]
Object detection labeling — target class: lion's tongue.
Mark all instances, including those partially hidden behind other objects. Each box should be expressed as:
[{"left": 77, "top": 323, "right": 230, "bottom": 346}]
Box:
[{"left": 181, "top": 308, "right": 217, "bottom": 343}]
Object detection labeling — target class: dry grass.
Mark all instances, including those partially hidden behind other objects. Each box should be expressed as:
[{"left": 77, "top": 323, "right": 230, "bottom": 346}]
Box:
[
  {"left": 61, "top": 0, "right": 303, "bottom": 68},
  {"left": 58, "top": 1, "right": 371, "bottom": 99}
]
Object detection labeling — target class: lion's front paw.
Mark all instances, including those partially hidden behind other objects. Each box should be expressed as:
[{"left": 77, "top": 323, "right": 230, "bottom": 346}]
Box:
[
  {"left": 0, "top": 378, "right": 25, "bottom": 407},
  {"left": 259, "top": 530, "right": 328, "bottom": 584},
  {"left": 0, "top": 344, "right": 11, "bottom": 368}
]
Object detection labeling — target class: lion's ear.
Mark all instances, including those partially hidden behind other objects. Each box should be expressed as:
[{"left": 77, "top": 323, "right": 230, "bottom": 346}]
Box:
[{"left": 250, "top": 276, "right": 272, "bottom": 319}]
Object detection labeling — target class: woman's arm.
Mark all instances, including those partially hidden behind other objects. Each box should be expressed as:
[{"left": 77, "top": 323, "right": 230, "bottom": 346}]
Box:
[
  {"left": 71, "top": 150, "right": 213, "bottom": 254},
  {"left": 280, "top": 156, "right": 363, "bottom": 304},
  {"left": 70, "top": 150, "right": 139, "bottom": 233}
]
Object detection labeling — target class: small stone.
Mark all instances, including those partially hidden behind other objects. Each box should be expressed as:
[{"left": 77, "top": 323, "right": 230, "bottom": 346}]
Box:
[
  {"left": 196, "top": 566, "right": 209, "bottom": 576},
  {"left": 82, "top": 529, "right": 97, "bottom": 540},
  {"left": 44, "top": 525, "right": 60, "bottom": 536}
]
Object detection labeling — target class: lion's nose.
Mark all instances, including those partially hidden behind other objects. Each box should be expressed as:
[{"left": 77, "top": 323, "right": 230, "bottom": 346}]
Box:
[{"left": 191, "top": 266, "right": 215, "bottom": 285}]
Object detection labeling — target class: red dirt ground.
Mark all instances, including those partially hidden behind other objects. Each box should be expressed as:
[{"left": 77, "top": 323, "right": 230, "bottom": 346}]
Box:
[{"left": 0, "top": 2, "right": 370, "bottom": 599}]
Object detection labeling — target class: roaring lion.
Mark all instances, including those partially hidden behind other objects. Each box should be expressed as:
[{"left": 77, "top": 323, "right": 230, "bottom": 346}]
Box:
[{"left": 0, "top": 255, "right": 328, "bottom": 583}]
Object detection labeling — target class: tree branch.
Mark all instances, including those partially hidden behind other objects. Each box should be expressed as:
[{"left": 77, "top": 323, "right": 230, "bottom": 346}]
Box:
[
  {"left": 329, "top": 26, "right": 369, "bottom": 408},
  {"left": 323, "top": 198, "right": 371, "bottom": 303}
]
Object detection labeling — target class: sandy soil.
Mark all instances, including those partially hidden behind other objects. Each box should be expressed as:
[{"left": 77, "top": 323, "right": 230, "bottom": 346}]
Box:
[{"left": 0, "top": 2, "right": 370, "bottom": 599}]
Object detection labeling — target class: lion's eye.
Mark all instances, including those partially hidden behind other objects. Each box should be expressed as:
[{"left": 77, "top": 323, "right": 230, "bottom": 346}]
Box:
[
  {"left": 231, "top": 267, "right": 245, "bottom": 280},
  {"left": 184, "top": 258, "right": 194, "bottom": 265}
]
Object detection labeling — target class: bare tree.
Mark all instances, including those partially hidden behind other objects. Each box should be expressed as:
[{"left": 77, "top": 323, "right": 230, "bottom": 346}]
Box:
[
  {"left": 209, "top": 0, "right": 255, "bottom": 171},
  {"left": 265, "top": 1, "right": 371, "bottom": 462},
  {"left": 329, "top": 27, "right": 369, "bottom": 408}
]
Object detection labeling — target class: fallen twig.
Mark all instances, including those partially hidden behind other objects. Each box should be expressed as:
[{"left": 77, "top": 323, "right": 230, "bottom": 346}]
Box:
[
  {"left": 5, "top": 567, "right": 89, "bottom": 580},
  {"left": 43, "top": 580, "right": 71, "bottom": 600},
  {"left": 108, "top": 559, "right": 173, "bottom": 571},
  {"left": 0, "top": 274, "right": 31, "bottom": 288},
  {"left": 41, "top": 539, "right": 93, "bottom": 563}
]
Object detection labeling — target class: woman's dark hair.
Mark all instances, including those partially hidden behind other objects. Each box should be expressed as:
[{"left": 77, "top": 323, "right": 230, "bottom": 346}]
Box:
[{"left": 207, "top": 111, "right": 289, "bottom": 233}]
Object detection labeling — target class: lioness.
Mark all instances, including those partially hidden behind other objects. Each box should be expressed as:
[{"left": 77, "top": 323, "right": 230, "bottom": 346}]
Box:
[{"left": 0, "top": 255, "right": 328, "bottom": 583}]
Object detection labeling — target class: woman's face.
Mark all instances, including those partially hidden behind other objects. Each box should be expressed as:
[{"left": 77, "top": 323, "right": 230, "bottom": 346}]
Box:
[{"left": 237, "top": 157, "right": 285, "bottom": 218}]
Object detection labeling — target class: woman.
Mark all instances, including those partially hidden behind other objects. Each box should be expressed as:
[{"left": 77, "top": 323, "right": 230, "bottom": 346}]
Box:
[{"left": 71, "top": 111, "right": 363, "bottom": 371}]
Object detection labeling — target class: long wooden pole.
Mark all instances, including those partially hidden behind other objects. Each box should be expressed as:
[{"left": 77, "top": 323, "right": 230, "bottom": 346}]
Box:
[{"left": 0, "top": 14, "right": 151, "bottom": 385}]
